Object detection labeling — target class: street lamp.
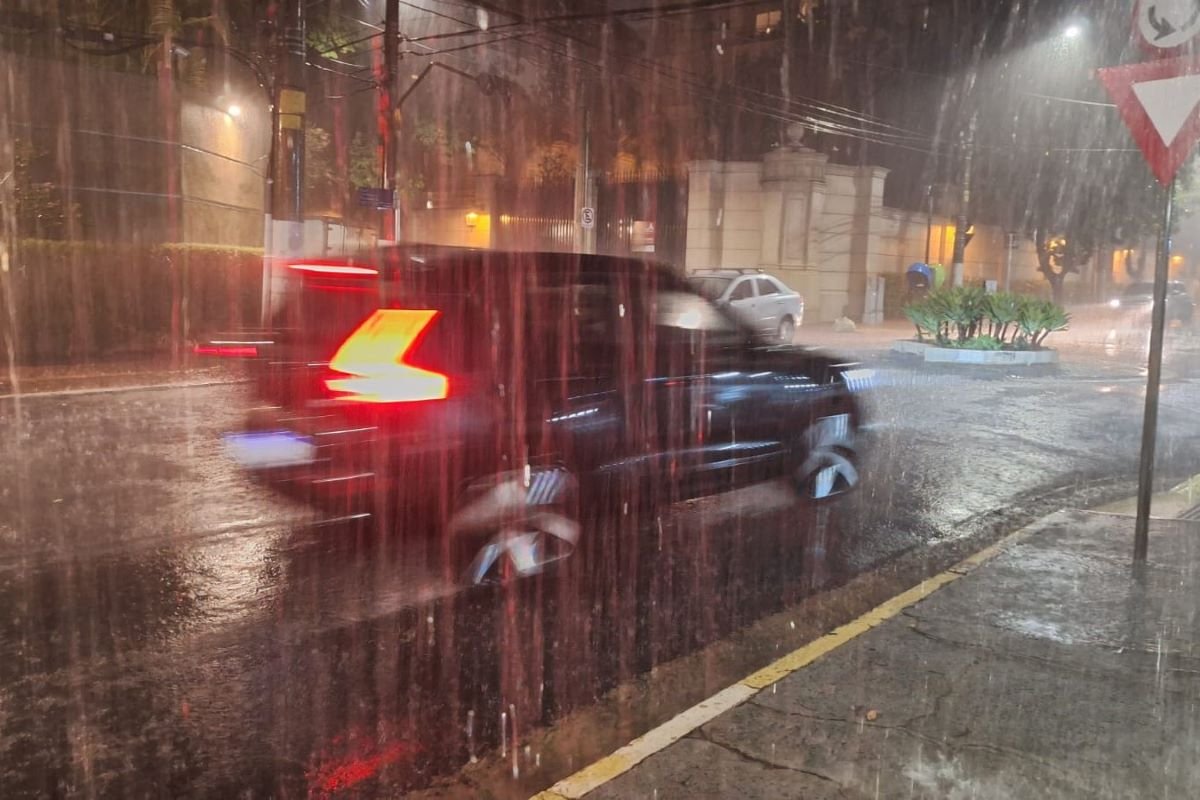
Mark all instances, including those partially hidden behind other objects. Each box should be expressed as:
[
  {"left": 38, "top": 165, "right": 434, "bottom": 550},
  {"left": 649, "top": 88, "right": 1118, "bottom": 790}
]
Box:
[
  {"left": 226, "top": 103, "right": 243, "bottom": 118},
  {"left": 1063, "top": 24, "right": 1082, "bottom": 40}
]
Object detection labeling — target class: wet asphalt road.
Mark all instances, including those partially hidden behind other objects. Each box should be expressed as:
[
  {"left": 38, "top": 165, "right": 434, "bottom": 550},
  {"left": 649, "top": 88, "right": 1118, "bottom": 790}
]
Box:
[{"left": 2, "top": 341, "right": 1200, "bottom": 798}]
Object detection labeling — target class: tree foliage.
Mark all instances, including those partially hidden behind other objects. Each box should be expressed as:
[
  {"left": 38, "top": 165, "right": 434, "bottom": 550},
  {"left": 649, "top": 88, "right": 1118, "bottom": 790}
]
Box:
[
  {"left": 305, "top": 126, "right": 379, "bottom": 217},
  {"left": 1, "top": 140, "right": 77, "bottom": 240},
  {"left": 958, "top": 11, "right": 1197, "bottom": 302}
]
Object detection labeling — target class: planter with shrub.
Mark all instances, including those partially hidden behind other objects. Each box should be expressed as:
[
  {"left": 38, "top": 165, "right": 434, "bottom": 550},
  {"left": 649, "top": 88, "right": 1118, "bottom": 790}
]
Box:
[
  {"left": 895, "top": 287, "right": 1069, "bottom": 365},
  {"left": 0, "top": 240, "right": 262, "bottom": 365}
]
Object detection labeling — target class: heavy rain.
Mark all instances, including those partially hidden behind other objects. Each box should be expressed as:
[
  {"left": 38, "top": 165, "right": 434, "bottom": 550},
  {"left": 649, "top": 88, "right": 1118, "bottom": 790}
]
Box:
[{"left": 3, "top": 1, "right": 1200, "bottom": 798}]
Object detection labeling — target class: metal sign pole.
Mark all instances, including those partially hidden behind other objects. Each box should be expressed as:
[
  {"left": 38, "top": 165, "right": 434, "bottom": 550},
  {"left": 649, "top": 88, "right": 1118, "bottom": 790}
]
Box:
[{"left": 1133, "top": 176, "right": 1175, "bottom": 563}]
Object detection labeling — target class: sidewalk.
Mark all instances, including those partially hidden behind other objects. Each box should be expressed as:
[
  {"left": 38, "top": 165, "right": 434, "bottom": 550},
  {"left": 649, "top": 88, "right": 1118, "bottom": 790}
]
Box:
[
  {"left": 544, "top": 510, "right": 1200, "bottom": 799},
  {"left": 798, "top": 320, "right": 911, "bottom": 353},
  {"left": 0, "top": 355, "right": 244, "bottom": 396}
]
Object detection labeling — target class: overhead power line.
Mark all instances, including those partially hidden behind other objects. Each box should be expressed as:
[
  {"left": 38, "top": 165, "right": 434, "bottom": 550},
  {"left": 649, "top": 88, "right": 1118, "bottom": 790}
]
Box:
[{"left": 387, "top": 0, "right": 939, "bottom": 148}]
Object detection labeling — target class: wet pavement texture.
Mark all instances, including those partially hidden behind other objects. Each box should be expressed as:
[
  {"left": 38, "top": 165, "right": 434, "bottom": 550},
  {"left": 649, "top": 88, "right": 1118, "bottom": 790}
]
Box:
[
  {"left": 587, "top": 511, "right": 1200, "bottom": 800},
  {"left": 2, "top": 344, "right": 1199, "bottom": 798}
]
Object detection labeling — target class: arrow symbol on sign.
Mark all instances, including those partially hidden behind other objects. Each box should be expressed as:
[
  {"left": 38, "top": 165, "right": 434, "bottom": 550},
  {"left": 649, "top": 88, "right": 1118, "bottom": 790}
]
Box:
[
  {"left": 1147, "top": 1, "right": 1200, "bottom": 41},
  {"left": 1149, "top": 5, "right": 1177, "bottom": 39}
]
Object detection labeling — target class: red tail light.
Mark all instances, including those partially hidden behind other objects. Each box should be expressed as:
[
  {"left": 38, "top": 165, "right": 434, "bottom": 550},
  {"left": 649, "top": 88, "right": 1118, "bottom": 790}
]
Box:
[
  {"left": 288, "top": 262, "right": 378, "bottom": 277},
  {"left": 325, "top": 309, "right": 449, "bottom": 403},
  {"left": 194, "top": 343, "right": 259, "bottom": 358}
]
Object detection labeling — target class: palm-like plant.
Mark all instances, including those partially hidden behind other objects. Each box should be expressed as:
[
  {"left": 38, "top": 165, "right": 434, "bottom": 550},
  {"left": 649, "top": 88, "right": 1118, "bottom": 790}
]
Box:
[
  {"left": 904, "top": 290, "right": 1069, "bottom": 350},
  {"left": 1031, "top": 300, "right": 1070, "bottom": 346},
  {"left": 985, "top": 293, "right": 1021, "bottom": 341},
  {"left": 904, "top": 303, "right": 941, "bottom": 342}
]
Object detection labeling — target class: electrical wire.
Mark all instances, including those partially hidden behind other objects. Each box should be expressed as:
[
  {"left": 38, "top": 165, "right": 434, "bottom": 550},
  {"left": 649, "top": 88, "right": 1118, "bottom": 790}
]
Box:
[
  {"left": 46, "top": 3, "right": 934, "bottom": 145},
  {"left": 306, "top": 57, "right": 380, "bottom": 85},
  {"left": 511, "top": 24, "right": 945, "bottom": 153},
  {"left": 337, "top": 0, "right": 782, "bottom": 49},
  {"left": 325, "top": 82, "right": 383, "bottom": 100},
  {"left": 414, "top": 31, "right": 944, "bottom": 160},
  {"left": 403, "top": 30, "right": 527, "bottom": 56},
  {"left": 496, "top": 29, "right": 953, "bottom": 158},
  {"left": 398, "top": 0, "right": 485, "bottom": 30},
  {"left": 1019, "top": 91, "right": 1114, "bottom": 108},
  {"left": 61, "top": 37, "right": 157, "bottom": 56},
  {"left": 35, "top": 8, "right": 1125, "bottom": 160},
  {"left": 390, "top": 1, "right": 937, "bottom": 148},
  {"left": 456, "top": 3, "right": 940, "bottom": 145}
]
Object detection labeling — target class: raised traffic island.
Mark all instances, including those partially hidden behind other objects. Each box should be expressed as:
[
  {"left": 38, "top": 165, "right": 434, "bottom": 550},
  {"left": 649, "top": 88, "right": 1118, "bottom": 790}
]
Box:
[
  {"left": 891, "top": 339, "right": 1060, "bottom": 365},
  {"left": 897, "top": 288, "right": 1068, "bottom": 367}
]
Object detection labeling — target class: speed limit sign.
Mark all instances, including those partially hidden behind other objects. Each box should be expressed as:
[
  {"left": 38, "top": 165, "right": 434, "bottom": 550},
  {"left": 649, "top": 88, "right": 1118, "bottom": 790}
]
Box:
[
  {"left": 1135, "top": 0, "right": 1200, "bottom": 54},
  {"left": 580, "top": 207, "right": 595, "bottom": 230}
]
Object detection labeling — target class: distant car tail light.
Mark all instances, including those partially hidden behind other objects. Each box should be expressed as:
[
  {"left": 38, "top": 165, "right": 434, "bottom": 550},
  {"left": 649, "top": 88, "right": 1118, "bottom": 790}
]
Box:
[
  {"left": 288, "top": 262, "right": 378, "bottom": 277},
  {"left": 194, "top": 343, "right": 259, "bottom": 357},
  {"left": 325, "top": 309, "right": 449, "bottom": 403}
]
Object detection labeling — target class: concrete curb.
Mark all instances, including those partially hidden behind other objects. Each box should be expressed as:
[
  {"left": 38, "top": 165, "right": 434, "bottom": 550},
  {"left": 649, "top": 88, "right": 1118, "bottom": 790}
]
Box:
[{"left": 891, "top": 339, "right": 1059, "bottom": 365}]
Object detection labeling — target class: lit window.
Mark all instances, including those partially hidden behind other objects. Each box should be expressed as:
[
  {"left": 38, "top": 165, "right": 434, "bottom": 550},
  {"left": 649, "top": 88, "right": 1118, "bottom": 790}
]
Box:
[{"left": 755, "top": 9, "right": 782, "bottom": 35}]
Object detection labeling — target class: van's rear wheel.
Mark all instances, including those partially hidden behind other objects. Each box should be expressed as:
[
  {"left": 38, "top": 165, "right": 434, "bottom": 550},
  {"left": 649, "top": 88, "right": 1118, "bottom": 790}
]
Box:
[{"left": 449, "top": 468, "right": 580, "bottom": 586}]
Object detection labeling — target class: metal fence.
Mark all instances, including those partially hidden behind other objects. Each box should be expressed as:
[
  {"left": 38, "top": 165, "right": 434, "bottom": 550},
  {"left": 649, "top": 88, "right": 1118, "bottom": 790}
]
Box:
[
  {"left": 596, "top": 169, "right": 687, "bottom": 268},
  {"left": 493, "top": 171, "right": 688, "bottom": 267},
  {"left": 493, "top": 177, "right": 576, "bottom": 252}
]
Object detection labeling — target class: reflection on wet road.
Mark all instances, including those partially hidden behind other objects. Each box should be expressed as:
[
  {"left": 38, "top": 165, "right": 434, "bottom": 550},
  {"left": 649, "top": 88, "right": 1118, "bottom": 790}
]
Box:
[{"left": 2, "top": 347, "right": 1199, "bottom": 796}]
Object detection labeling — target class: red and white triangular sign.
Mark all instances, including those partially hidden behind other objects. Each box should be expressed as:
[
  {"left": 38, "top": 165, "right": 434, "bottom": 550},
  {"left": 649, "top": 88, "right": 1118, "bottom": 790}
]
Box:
[{"left": 1098, "top": 56, "right": 1200, "bottom": 184}]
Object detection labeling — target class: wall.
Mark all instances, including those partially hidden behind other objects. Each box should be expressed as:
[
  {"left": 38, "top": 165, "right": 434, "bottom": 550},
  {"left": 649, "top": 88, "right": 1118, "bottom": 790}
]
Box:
[
  {"left": 3, "top": 52, "right": 172, "bottom": 243},
  {"left": 3, "top": 51, "right": 269, "bottom": 248},
  {"left": 685, "top": 149, "right": 1070, "bottom": 324},
  {"left": 880, "top": 209, "right": 1044, "bottom": 289},
  {"left": 404, "top": 208, "right": 493, "bottom": 249},
  {"left": 180, "top": 101, "right": 270, "bottom": 247}
]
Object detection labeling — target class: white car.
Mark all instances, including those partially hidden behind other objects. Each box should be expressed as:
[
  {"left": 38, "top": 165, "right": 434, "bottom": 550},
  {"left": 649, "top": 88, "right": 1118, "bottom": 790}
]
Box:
[{"left": 687, "top": 269, "right": 805, "bottom": 343}]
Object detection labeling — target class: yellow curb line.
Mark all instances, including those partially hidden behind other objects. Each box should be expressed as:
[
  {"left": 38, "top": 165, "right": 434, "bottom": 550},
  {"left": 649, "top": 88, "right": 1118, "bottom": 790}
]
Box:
[{"left": 531, "top": 523, "right": 1040, "bottom": 800}]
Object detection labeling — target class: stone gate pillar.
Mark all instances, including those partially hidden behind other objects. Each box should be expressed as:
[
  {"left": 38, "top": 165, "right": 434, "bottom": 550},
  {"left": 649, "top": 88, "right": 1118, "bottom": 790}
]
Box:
[{"left": 760, "top": 126, "right": 829, "bottom": 319}]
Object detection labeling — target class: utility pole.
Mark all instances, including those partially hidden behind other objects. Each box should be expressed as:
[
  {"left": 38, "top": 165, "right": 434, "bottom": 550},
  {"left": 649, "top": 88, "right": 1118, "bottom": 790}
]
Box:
[
  {"left": 780, "top": 0, "right": 794, "bottom": 148},
  {"left": 951, "top": 113, "right": 976, "bottom": 288},
  {"left": 573, "top": 84, "right": 594, "bottom": 254},
  {"left": 1134, "top": 179, "right": 1176, "bottom": 563},
  {"left": 924, "top": 184, "right": 934, "bottom": 264},
  {"left": 1004, "top": 232, "right": 1015, "bottom": 293},
  {"left": 380, "top": 0, "right": 399, "bottom": 242},
  {"left": 265, "top": 0, "right": 306, "bottom": 321}
]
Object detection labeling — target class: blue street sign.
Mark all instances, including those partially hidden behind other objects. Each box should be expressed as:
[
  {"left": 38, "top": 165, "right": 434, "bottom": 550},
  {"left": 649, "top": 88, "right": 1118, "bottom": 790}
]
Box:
[{"left": 357, "top": 187, "right": 395, "bottom": 210}]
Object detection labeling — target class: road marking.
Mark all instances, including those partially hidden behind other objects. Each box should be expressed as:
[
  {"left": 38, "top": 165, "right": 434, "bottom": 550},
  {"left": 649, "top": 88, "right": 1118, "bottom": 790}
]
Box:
[
  {"left": 531, "top": 522, "right": 1040, "bottom": 800},
  {"left": 0, "top": 377, "right": 246, "bottom": 400},
  {"left": 532, "top": 684, "right": 757, "bottom": 799}
]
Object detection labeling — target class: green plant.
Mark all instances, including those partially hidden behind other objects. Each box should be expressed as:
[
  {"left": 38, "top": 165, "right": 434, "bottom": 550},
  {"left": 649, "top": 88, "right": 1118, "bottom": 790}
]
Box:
[
  {"left": 1016, "top": 298, "right": 1070, "bottom": 347},
  {"left": 949, "top": 287, "right": 987, "bottom": 341},
  {"left": 3, "top": 240, "right": 262, "bottom": 364},
  {"left": 984, "top": 292, "right": 1021, "bottom": 342},
  {"left": 904, "top": 303, "right": 942, "bottom": 343},
  {"left": 958, "top": 334, "right": 1003, "bottom": 350},
  {"left": 903, "top": 289, "right": 1069, "bottom": 351}
]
